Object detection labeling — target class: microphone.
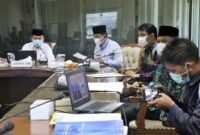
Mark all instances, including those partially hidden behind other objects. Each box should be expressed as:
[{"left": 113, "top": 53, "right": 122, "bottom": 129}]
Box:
[
  {"left": 0, "top": 94, "right": 65, "bottom": 123},
  {"left": 0, "top": 121, "right": 15, "bottom": 135}
]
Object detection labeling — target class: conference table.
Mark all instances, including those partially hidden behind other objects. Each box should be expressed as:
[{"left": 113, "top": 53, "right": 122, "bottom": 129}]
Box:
[{"left": 0, "top": 66, "right": 124, "bottom": 135}]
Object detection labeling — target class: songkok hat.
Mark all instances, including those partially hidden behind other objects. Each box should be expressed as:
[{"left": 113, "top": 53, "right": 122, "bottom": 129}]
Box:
[
  {"left": 158, "top": 26, "right": 179, "bottom": 37},
  {"left": 32, "top": 29, "right": 44, "bottom": 36},
  {"left": 92, "top": 25, "right": 107, "bottom": 35}
]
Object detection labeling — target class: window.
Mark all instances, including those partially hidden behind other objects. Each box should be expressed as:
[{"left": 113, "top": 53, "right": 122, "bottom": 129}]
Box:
[{"left": 86, "top": 11, "right": 118, "bottom": 39}]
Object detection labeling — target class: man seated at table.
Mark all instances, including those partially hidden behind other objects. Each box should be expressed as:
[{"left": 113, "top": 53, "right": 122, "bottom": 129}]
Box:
[
  {"left": 92, "top": 25, "right": 123, "bottom": 70},
  {"left": 149, "top": 38, "right": 200, "bottom": 135},
  {"left": 121, "top": 26, "right": 183, "bottom": 122},
  {"left": 125, "top": 23, "right": 159, "bottom": 83},
  {"left": 147, "top": 26, "right": 183, "bottom": 121},
  {"left": 22, "top": 29, "right": 55, "bottom": 62}
]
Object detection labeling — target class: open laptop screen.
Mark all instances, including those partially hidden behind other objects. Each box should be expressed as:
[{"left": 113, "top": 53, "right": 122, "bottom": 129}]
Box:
[
  {"left": 15, "top": 50, "right": 37, "bottom": 61},
  {"left": 66, "top": 68, "right": 90, "bottom": 108}
]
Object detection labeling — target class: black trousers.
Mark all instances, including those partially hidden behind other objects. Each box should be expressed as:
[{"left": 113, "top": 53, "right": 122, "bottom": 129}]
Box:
[{"left": 121, "top": 90, "right": 160, "bottom": 124}]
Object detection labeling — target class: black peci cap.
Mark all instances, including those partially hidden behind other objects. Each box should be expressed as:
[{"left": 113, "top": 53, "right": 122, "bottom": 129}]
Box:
[
  {"left": 92, "top": 25, "right": 107, "bottom": 35},
  {"left": 32, "top": 29, "right": 44, "bottom": 36},
  {"left": 158, "top": 26, "right": 179, "bottom": 37}
]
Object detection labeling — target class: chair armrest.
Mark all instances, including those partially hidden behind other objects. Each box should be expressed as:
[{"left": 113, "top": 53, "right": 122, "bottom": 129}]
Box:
[
  {"left": 128, "top": 96, "right": 144, "bottom": 103},
  {"left": 129, "top": 96, "right": 147, "bottom": 129},
  {"left": 162, "top": 121, "right": 174, "bottom": 127}
]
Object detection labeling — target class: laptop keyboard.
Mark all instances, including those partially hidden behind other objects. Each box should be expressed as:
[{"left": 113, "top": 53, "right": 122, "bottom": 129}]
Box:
[{"left": 84, "top": 101, "right": 108, "bottom": 110}]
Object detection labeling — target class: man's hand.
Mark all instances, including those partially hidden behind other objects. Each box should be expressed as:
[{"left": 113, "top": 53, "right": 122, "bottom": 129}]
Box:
[
  {"left": 94, "top": 58, "right": 103, "bottom": 63},
  {"left": 125, "top": 70, "right": 135, "bottom": 78},
  {"left": 148, "top": 93, "right": 175, "bottom": 109}
]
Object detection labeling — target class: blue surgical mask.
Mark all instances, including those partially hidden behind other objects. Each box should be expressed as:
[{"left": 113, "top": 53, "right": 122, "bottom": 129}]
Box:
[
  {"left": 33, "top": 39, "right": 44, "bottom": 47},
  {"left": 169, "top": 65, "right": 190, "bottom": 84}
]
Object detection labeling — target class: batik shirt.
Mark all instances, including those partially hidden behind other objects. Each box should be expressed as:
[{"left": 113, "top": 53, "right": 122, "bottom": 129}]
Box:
[
  {"left": 138, "top": 43, "right": 159, "bottom": 83},
  {"left": 148, "top": 63, "right": 183, "bottom": 117}
]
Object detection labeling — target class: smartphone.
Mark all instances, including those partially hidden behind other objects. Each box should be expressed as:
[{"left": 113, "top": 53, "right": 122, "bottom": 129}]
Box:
[{"left": 142, "top": 88, "right": 160, "bottom": 101}]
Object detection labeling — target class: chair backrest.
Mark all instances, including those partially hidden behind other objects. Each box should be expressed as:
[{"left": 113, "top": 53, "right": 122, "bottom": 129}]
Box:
[{"left": 121, "top": 45, "right": 142, "bottom": 71}]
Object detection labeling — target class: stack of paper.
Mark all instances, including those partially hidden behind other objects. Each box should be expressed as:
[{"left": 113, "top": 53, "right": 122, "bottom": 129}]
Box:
[
  {"left": 50, "top": 113, "right": 121, "bottom": 125},
  {"left": 73, "top": 52, "right": 87, "bottom": 60},
  {"left": 88, "top": 82, "right": 124, "bottom": 93},
  {"left": 87, "top": 72, "right": 124, "bottom": 78},
  {"left": 53, "top": 120, "right": 124, "bottom": 135},
  {"left": 51, "top": 113, "right": 126, "bottom": 135}
]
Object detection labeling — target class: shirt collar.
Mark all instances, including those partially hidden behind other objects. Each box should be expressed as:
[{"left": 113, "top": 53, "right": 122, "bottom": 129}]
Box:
[
  {"left": 100, "top": 39, "right": 109, "bottom": 50},
  {"left": 144, "top": 42, "right": 156, "bottom": 53},
  {"left": 188, "top": 71, "right": 200, "bottom": 87}
]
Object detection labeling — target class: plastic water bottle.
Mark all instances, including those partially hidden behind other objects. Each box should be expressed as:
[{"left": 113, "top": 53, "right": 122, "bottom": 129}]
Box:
[{"left": 7, "top": 53, "right": 15, "bottom": 63}]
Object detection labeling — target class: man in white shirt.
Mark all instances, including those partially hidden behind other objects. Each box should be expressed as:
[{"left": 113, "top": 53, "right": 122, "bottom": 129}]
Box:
[
  {"left": 22, "top": 29, "right": 55, "bottom": 62},
  {"left": 92, "top": 25, "right": 123, "bottom": 70}
]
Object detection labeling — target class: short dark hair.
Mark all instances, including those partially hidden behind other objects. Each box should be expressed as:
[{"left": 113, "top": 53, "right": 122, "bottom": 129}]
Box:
[
  {"left": 138, "top": 23, "right": 157, "bottom": 38},
  {"left": 161, "top": 38, "right": 199, "bottom": 65}
]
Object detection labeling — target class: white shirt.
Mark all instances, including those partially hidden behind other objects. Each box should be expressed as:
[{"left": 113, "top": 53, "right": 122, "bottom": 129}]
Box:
[
  {"left": 22, "top": 42, "right": 55, "bottom": 61},
  {"left": 94, "top": 39, "right": 123, "bottom": 69}
]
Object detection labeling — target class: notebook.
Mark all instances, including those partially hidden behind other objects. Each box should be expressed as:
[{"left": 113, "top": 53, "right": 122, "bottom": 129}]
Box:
[
  {"left": 66, "top": 68, "right": 123, "bottom": 113},
  {"left": 15, "top": 50, "right": 37, "bottom": 61}
]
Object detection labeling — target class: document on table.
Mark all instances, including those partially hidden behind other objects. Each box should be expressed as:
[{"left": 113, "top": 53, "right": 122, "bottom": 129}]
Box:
[
  {"left": 88, "top": 82, "right": 124, "bottom": 93},
  {"left": 53, "top": 120, "right": 124, "bottom": 135},
  {"left": 50, "top": 112, "right": 121, "bottom": 125},
  {"left": 51, "top": 113, "right": 128, "bottom": 135},
  {"left": 87, "top": 72, "right": 124, "bottom": 78},
  {"left": 73, "top": 52, "right": 87, "bottom": 60}
]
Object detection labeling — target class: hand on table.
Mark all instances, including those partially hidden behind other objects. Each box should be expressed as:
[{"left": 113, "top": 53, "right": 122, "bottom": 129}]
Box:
[{"left": 94, "top": 58, "right": 104, "bottom": 63}]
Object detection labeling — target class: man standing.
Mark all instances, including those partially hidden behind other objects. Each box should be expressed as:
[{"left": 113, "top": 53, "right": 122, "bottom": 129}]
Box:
[
  {"left": 150, "top": 38, "right": 200, "bottom": 135},
  {"left": 22, "top": 29, "right": 55, "bottom": 62},
  {"left": 92, "top": 25, "right": 123, "bottom": 70}
]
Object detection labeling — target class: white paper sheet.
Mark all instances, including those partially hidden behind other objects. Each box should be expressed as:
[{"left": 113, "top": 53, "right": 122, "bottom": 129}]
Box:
[
  {"left": 87, "top": 72, "right": 124, "bottom": 78},
  {"left": 88, "top": 82, "right": 124, "bottom": 93},
  {"left": 73, "top": 52, "right": 87, "bottom": 60},
  {"left": 52, "top": 113, "right": 121, "bottom": 123}
]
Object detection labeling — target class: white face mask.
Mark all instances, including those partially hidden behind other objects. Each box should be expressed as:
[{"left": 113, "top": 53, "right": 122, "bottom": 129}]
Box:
[
  {"left": 94, "top": 38, "right": 103, "bottom": 47},
  {"left": 138, "top": 36, "right": 148, "bottom": 47},
  {"left": 156, "top": 42, "right": 167, "bottom": 56}
]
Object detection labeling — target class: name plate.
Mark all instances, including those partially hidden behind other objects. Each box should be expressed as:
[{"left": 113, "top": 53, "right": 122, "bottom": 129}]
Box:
[{"left": 11, "top": 61, "right": 32, "bottom": 67}]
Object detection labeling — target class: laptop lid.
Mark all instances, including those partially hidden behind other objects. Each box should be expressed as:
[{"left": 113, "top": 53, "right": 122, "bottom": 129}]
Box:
[
  {"left": 66, "top": 68, "right": 91, "bottom": 109},
  {"left": 15, "top": 50, "right": 37, "bottom": 61}
]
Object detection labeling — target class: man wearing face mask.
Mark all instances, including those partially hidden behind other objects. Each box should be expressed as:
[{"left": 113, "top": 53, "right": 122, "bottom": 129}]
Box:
[
  {"left": 126, "top": 23, "right": 159, "bottom": 83},
  {"left": 121, "top": 26, "right": 181, "bottom": 122},
  {"left": 92, "top": 25, "right": 123, "bottom": 70},
  {"left": 22, "top": 29, "right": 55, "bottom": 62},
  {"left": 147, "top": 26, "right": 182, "bottom": 121},
  {"left": 156, "top": 26, "right": 179, "bottom": 56},
  {"left": 149, "top": 38, "right": 200, "bottom": 135}
]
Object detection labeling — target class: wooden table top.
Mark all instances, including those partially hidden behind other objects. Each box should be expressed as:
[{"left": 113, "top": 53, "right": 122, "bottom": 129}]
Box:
[{"left": 0, "top": 66, "right": 122, "bottom": 135}]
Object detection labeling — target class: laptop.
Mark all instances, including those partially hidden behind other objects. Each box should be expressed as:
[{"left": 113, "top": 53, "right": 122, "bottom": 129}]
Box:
[
  {"left": 15, "top": 50, "right": 37, "bottom": 61},
  {"left": 66, "top": 68, "right": 123, "bottom": 113}
]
